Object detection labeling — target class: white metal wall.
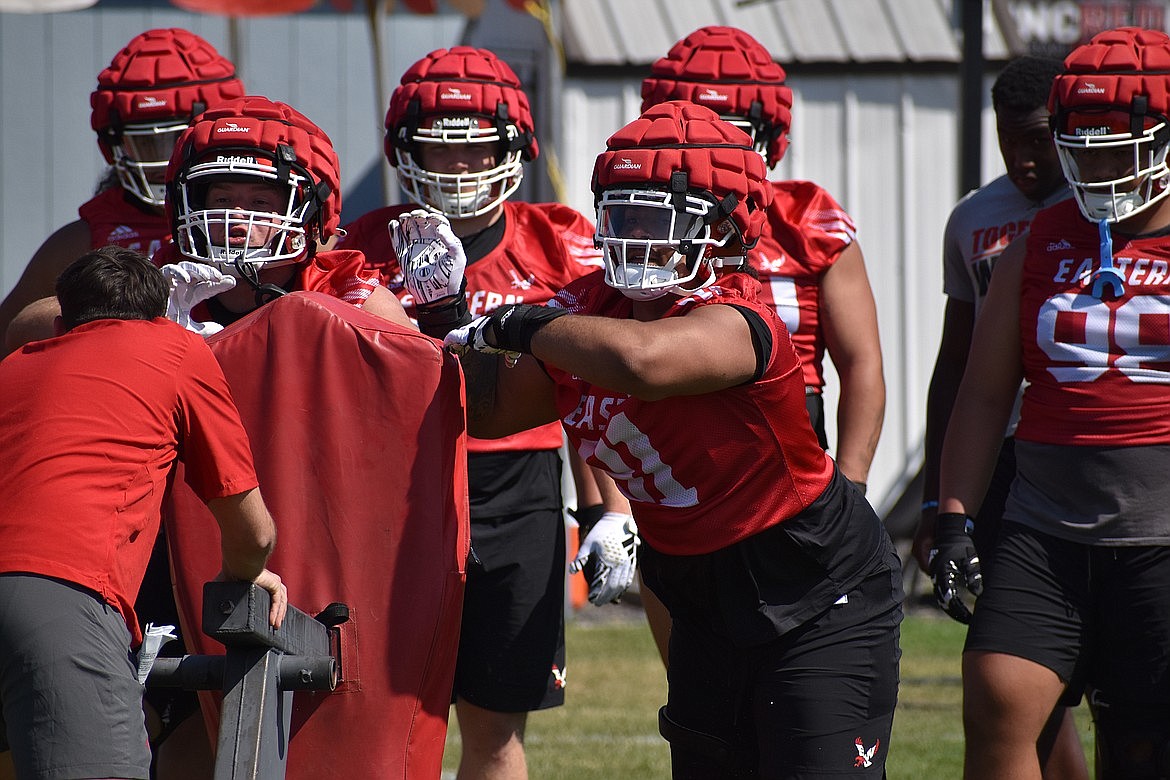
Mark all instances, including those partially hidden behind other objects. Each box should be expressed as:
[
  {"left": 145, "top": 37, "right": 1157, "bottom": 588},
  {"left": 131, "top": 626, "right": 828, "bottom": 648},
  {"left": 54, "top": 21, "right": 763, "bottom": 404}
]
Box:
[{"left": 0, "top": 8, "right": 465, "bottom": 294}]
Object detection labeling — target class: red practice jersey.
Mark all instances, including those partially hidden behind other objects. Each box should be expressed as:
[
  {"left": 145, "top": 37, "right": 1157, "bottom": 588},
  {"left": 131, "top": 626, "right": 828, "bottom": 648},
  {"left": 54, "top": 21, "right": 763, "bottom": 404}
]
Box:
[
  {"left": 1018, "top": 198, "right": 1170, "bottom": 446},
  {"left": 78, "top": 187, "right": 171, "bottom": 257},
  {"left": 0, "top": 319, "right": 257, "bottom": 645},
  {"left": 749, "top": 180, "right": 856, "bottom": 390},
  {"left": 546, "top": 271, "right": 834, "bottom": 555},
  {"left": 341, "top": 200, "right": 602, "bottom": 452}
]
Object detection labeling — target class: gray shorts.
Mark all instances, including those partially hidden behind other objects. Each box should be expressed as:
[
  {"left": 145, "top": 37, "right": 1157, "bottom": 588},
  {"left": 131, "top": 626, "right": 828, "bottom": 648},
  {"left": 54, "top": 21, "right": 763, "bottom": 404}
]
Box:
[{"left": 0, "top": 574, "right": 151, "bottom": 779}]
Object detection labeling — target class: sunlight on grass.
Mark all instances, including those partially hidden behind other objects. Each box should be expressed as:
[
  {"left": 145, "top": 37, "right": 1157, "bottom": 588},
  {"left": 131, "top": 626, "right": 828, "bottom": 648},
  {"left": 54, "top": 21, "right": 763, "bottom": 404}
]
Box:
[{"left": 441, "top": 604, "right": 1094, "bottom": 778}]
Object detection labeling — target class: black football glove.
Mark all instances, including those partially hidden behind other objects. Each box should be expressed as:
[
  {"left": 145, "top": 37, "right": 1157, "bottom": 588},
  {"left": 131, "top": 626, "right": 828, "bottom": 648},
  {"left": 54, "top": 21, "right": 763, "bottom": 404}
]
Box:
[{"left": 928, "top": 512, "right": 982, "bottom": 624}]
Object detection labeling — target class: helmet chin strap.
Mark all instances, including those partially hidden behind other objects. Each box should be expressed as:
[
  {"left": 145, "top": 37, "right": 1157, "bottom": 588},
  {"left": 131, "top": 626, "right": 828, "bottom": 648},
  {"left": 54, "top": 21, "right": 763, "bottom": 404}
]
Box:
[{"left": 234, "top": 257, "right": 288, "bottom": 307}]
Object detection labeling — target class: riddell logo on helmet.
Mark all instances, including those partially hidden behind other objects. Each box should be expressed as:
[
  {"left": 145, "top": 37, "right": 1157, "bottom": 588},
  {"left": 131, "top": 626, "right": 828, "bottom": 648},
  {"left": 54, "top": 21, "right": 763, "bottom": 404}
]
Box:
[
  {"left": 1074, "top": 126, "right": 1111, "bottom": 136},
  {"left": 216, "top": 154, "right": 258, "bottom": 166},
  {"left": 440, "top": 87, "right": 473, "bottom": 102},
  {"left": 434, "top": 117, "right": 481, "bottom": 130},
  {"left": 135, "top": 96, "right": 169, "bottom": 110},
  {"left": 700, "top": 88, "right": 730, "bottom": 103},
  {"left": 216, "top": 123, "right": 252, "bottom": 134},
  {"left": 612, "top": 158, "right": 640, "bottom": 170},
  {"left": 1077, "top": 82, "right": 1107, "bottom": 95}
]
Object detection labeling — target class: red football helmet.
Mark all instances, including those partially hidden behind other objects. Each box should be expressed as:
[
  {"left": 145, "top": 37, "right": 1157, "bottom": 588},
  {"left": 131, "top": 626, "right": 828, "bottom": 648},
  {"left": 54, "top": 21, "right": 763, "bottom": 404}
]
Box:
[
  {"left": 384, "top": 46, "right": 538, "bottom": 218},
  {"left": 641, "top": 26, "right": 793, "bottom": 168},
  {"left": 592, "top": 101, "right": 771, "bottom": 301},
  {"left": 90, "top": 28, "right": 245, "bottom": 208},
  {"left": 1049, "top": 26, "right": 1170, "bottom": 222},
  {"left": 166, "top": 96, "right": 341, "bottom": 274}
]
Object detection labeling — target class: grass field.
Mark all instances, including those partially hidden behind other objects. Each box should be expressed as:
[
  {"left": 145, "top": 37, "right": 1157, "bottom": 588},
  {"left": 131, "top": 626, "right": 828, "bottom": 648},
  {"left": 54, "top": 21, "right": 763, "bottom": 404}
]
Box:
[{"left": 441, "top": 597, "right": 1096, "bottom": 778}]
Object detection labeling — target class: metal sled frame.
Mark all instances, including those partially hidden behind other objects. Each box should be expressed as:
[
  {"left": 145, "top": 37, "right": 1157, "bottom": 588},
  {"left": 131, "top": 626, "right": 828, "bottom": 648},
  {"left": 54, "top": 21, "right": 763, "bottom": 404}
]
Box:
[{"left": 148, "top": 581, "right": 344, "bottom": 780}]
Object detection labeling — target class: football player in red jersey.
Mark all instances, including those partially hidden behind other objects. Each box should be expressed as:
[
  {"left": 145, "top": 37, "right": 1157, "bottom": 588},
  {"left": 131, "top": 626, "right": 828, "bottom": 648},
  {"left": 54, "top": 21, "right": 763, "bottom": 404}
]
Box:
[
  {"left": 934, "top": 27, "right": 1170, "bottom": 779},
  {"left": 408, "top": 100, "right": 903, "bottom": 779},
  {"left": 914, "top": 56, "right": 1088, "bottom": 780},
  {"left": 636, "top": 23, "right": 886, "bottom": 671},
  {"left": 157, "top": 95, "right": 409, "bottom": 330},
  {"left": 339, "top": 47, "right": 631, "bottom": 780},
  {"left": 0, "top": 28, "right": 245, "bottom": 354},
  {"left": 641, "top": 26, "right": 885, "bottom": 492}
]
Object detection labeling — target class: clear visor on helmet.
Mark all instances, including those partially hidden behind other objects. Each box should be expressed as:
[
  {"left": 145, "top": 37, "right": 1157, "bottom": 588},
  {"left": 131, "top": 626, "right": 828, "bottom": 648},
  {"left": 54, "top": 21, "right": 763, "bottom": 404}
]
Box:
[
  {"left": 112, "top": 119, "right": 188, "bottom": 207},
  {"left": 1055, "top": 109, "right": 1170, "bottom": 223},
  {"left": 175, "top": 158, "right": 310, "bottom": 274},
  {"left": 396, "top": 115, "right": 525, "bottom": 219},
  {"left": 596, "top": 188, "right": 727, "bottom": 301}
]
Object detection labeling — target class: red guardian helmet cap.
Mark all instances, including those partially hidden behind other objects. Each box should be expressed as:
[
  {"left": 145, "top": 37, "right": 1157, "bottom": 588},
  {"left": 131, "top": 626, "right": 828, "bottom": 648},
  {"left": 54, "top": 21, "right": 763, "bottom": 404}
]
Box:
[
  {"left": 90, "top": 28, "right": 245, "bottom": 208},
  {"left": 384, "top": 46, "right": 539, "bottom": 219},
  {"left": 641, "top": 26, "right": 793, "bottom": 168},
  {"left": 166, "top": 96, "right": 342, "bottom": 275},
  {"left": 1049, "top": 26, "right": 1170, "bottom": 223},
  {"left": 591, "top": 100, "right": 772, "bottom": 301}
]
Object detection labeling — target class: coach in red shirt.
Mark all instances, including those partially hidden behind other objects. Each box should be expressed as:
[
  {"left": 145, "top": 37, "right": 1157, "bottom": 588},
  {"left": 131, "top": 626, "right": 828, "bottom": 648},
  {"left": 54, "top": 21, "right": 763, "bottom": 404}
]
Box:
[{"left": 0, "top": 246, "right": 286, "bottom": 780}]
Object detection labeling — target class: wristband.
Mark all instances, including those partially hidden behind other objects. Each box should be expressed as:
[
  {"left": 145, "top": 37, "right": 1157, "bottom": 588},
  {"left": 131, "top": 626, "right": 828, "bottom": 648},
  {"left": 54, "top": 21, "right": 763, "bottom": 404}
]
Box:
[
  {"left": 491, "top": 304, "right": 569, "bottom": 353},
  {"left": 936, "top": 512, "right": 975, "bottom": 535},
  {"left": 414, "top": 280, "right": 470, "bottom": 339}
]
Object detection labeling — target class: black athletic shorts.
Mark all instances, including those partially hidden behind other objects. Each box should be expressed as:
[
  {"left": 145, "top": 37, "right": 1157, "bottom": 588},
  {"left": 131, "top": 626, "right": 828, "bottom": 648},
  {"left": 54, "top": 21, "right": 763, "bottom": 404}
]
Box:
[
  {"left": 966, "top": 521, "right": 1170, "bottom": 710},
  {"left": 451, "top": 503, "right": 567, "bottom": 712},
  {"left": 662, "top": 561, "right": 902, "bottom": 778},
  {"left": 805, "top": 392, "right": 828, "bottom": 451}
]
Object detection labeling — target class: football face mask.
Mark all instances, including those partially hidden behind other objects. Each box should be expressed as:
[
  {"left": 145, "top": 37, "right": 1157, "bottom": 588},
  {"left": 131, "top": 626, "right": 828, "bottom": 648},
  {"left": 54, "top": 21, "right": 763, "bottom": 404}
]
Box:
[
  {"left": 395, "top": 115, "right": 525, "bottom": 219},
  {"left": 596, "top": 188, "right": 729, "bottom": 301},
  {"left": 174, "top": 157, "right": 311, "bottom": 274},
  {"left": 1055, "top": 108, "right": 1170, "bottom": 223},
  {"left": 113, "top": 119, "right": 190, "bottom": 207}
]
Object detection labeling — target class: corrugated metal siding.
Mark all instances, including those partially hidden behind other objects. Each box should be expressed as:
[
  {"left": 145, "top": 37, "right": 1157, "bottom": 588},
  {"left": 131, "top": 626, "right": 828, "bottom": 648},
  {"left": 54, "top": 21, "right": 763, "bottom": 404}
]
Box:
[
  {"left": 561, "top": 0, "right": 1014, "bottom": 66},
  {"left": 0, "top": 8, "right": 465, "bottom": 296}
]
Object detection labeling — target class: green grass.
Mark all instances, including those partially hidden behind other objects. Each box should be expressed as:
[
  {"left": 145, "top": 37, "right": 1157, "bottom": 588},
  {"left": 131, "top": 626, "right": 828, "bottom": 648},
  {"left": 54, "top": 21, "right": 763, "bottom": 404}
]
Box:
[{"left": 441, "top": 604, "right": 1095, "bottom": 778}]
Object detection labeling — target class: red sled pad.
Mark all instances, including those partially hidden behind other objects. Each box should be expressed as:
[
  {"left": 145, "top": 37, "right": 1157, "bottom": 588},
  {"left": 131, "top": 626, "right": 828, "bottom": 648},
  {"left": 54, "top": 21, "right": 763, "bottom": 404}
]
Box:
[{"left": 165, "top": 292, "right": 470, "bottom": 778}]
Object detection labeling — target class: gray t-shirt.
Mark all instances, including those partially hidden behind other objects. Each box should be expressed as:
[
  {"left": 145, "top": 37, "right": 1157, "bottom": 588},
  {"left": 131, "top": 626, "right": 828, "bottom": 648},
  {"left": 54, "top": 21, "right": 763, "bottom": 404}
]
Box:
[
  {"left": 942, "top": 175, "right": 1071, "bottom": 435},
  {"left": 1006, "top": 441, "right": 1170, "bottom": 545}
]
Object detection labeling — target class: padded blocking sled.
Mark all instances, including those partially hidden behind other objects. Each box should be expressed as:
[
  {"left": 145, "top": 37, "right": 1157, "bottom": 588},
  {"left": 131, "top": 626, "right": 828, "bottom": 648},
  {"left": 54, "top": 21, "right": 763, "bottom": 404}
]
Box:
[{"left": 165, "top": 292, "right": 470, "bottom": 778}]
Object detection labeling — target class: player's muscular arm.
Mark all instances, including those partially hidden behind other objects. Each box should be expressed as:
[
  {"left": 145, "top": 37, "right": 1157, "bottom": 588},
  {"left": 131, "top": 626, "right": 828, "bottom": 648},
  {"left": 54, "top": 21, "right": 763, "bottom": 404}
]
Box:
[
  {"left": 531, "top": 304, "right": 758, "bottom": 400},
  {"left": 914, "top": 296, "right": 976, "bottom": 572},
  {"left": 939, "top": 239, "right": 1025, "bottom": 518},
  {"left": 0, "top": 221, "right": 91, "bottom": 355},
  {"left": 819, "top": 242, "right": 885, "bottom": 485}
]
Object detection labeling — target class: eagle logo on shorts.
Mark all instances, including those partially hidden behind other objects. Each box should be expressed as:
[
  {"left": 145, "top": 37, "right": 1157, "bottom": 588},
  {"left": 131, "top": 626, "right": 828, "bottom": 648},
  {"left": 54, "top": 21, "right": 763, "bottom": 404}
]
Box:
[
  {"left": 550, "top": 664, "right": 567, "bottom": 690},
  {"left": 854, "top": 737, "right": 879, "bottom": 768}
]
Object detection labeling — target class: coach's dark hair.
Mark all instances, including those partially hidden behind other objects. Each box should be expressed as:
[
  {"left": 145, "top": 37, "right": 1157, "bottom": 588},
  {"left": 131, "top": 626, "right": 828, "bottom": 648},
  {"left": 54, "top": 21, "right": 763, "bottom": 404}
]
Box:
[
  {"left": 56, "top": 245, "right": 168, "bottom": 330},
  {"left": 992, "top": 56, "right": 1064, "bottom": 113}
]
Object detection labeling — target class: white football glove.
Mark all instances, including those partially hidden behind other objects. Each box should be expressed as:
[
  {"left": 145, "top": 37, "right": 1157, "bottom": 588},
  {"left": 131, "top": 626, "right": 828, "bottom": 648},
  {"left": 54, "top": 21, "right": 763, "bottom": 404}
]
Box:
[
  {"left": 160, "top": 261, "right": 236, "bottom": 337},
  {"left": 388, "top": 209, "right": 467, "bottom": 307},
  {"left": 569, "top": 512, "right": 640, "bottom": 606},
  {"left": 443, "top": 315, "right": 522, "bottom": 366}
]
